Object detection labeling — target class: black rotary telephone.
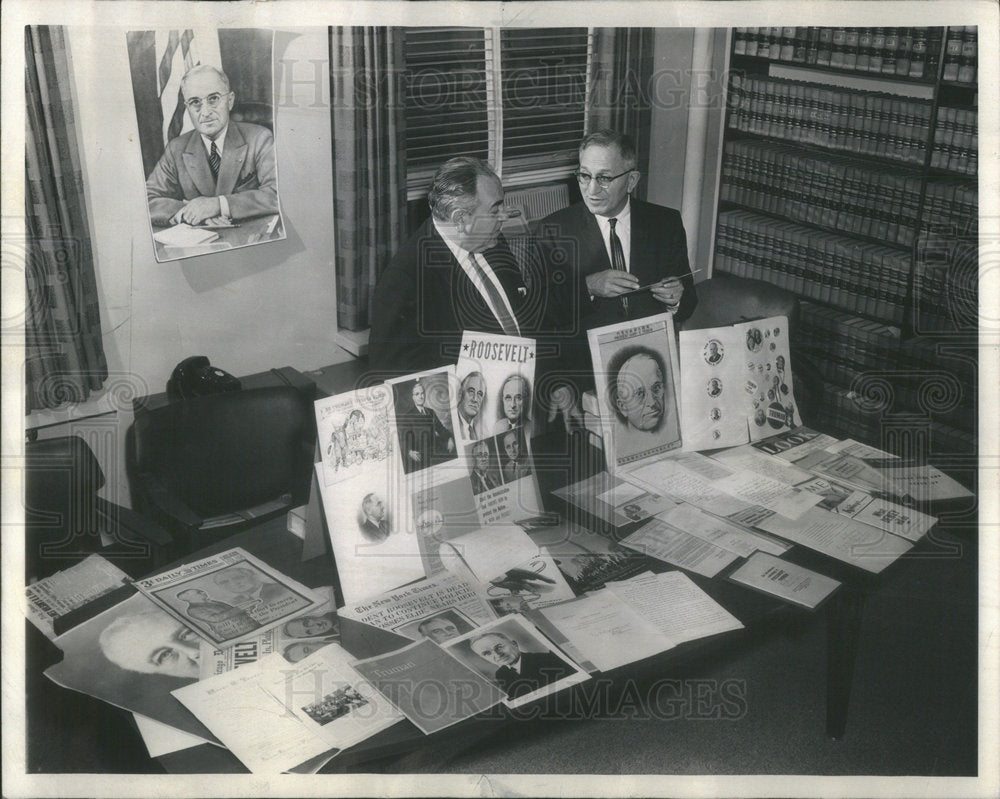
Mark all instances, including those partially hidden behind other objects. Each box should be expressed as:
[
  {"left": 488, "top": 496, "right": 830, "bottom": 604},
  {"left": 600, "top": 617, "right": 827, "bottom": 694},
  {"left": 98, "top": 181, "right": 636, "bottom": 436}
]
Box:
[{"left": 167, "top": 356, "right": 242, "bottom": 401}]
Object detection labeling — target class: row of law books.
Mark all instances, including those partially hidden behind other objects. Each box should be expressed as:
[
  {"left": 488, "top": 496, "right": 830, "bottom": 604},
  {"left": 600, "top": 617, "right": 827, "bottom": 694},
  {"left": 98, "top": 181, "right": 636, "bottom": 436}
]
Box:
[
  {"left": 720, "top": 139, "right": 923, "bottom": 247},
  {"left": 922, "top": 180, "right": 978, "bottom": 236},
  {"left": 715, "top": 209, "right": 908, "bottom": 324},
  {"left": 727, "top": 75, "right": 932, "bottom": 165},
  {"left": 912, "top": 234, "right": 978, "bottom": 335},
  {"left": 794, "top": 300, "right": 901, "bottom": 387},
  {"left": 931, "top": 107, "right": 978, "bottom": 176},
  {"left": 732, "top": 27, "right": 944, "bottom": 80}
]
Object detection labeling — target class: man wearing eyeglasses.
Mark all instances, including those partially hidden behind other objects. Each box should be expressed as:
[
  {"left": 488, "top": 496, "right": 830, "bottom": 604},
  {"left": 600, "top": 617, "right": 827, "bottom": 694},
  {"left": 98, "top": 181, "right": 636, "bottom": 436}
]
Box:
[
  {"left": 145, "top": 65, "right": 278, "bottom": 227},
  {"left": 536, "top": 129, "right": 697, "bottom": 337}
]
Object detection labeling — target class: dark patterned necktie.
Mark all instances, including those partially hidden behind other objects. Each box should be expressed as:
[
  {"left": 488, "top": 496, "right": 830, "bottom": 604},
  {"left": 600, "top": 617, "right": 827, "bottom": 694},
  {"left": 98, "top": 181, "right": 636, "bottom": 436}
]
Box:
[
  {"left": 209, "top": 141, "right": 221, "bottom": 181},
  {"left": 608, "top": 217, "right": 629, "bottom": 316}
]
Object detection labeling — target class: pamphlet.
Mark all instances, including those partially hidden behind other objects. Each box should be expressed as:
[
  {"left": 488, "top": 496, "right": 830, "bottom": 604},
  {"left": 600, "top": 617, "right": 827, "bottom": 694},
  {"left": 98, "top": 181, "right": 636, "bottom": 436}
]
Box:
[
  {"left": 604, "top": 571, "right": 745, "bottom": 644},
  {"left": 877, "top": 463, "right": 975, "bottom": 502},
  {"left": 539, "top": 591, "right": 676, "bottom": 672},
  {"left": 552, "top": 470, "right": 677, "bottom": 528},
  {"left": 619, "top": 519, "right": 740, "bottom": 578},
  {"left": 134, "top": 548, "right": 323, "bottom": 647},
  {"left": 728, "top": 552, "right": 841, "bottom": 609},
  {"left": 452, "top": 331, "right": 544, "bottom": 523},
  {"left": 353, "top": 638, "right": 506, "bottom": 734},
  {"left": 587, "top": 313, "right": 683, "bottom": 470},
  {"left": 679, "top": 315, "right": 799, "bottom": 450}
]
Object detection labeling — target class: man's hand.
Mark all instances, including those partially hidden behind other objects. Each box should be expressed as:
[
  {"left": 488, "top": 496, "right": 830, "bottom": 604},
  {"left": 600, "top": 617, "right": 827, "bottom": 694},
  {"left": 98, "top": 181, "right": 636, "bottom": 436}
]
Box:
[
  {"left": 170, "top": 196, "right": 223, "bottom": 226},
  {"left": 650, "top": 276, "right": 684, "bottom": 311},
  {"left": 586, "top": 269, "right": 639, "bottom": 298},
  {"left": 408, "top": 450, "right": 422, "bottom": 464}
]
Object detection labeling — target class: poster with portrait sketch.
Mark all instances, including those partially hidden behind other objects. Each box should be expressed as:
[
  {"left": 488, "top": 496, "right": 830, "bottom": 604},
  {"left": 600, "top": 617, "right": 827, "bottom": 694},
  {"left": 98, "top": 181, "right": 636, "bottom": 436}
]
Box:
[
  {"left": 386, "top": 366, "right": 460, "bottom": 478},
  {"left": 679, "top": 315, "right": 799, "bottom": 450},
  {"left": 133, "top": 548, "right": 322, "bottom": 648},
  {"left": 587, "top": 313, "right": 683, "bottom": 471},
  {"left": 125, "top": 28, "right": 284, "bottom": 262},
  {"left": 453, "top": 332, "right": 543, "bottom": 523}
]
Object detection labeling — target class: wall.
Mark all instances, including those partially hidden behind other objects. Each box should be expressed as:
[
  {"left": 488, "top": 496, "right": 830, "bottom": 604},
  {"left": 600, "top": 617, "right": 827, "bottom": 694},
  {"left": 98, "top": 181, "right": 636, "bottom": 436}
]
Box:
[
  {"left": 646, "top": 27, "right": 729, "bottom": 278},
  {"left": 32, "top": 27, "right": 349, "bottom": 505}
]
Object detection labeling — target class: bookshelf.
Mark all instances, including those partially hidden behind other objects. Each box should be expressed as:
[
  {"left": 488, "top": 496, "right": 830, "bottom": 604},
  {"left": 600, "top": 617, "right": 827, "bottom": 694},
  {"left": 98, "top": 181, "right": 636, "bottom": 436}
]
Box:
[{"left": 715, "top": 26, "right": 977, "bottom": 470}]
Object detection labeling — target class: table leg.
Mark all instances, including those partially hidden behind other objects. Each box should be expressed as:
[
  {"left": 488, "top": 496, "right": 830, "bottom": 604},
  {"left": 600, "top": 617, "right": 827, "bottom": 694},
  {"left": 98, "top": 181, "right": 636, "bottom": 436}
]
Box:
[{"left": 825, "top": 585, "right": 866, "bottom": 739}]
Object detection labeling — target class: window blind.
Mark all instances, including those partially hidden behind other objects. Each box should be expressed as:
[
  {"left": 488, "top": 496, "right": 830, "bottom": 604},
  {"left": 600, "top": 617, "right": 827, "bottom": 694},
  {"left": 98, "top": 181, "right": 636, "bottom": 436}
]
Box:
[{"left": 404, "top": 27, "right": 592, "bottom": 193}]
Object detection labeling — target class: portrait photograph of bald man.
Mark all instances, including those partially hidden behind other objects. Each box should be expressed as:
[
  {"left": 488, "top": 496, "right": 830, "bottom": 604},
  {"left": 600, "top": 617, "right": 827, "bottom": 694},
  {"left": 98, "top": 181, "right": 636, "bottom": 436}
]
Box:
[{"left": 126, "top": 28, "right": 284, "bottom": 261}]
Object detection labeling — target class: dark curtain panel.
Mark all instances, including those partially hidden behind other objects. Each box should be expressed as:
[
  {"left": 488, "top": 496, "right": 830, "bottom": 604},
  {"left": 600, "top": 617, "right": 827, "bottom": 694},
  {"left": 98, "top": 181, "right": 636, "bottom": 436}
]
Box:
[
  {"left": 330, "top": 27, "right": 407, "bottom": 332},
  {"left": 589, "top": 28, "right": 655, "bottom": 188},
  {"left": 25, "top": 26, "right": 108, "bottom": 413}
]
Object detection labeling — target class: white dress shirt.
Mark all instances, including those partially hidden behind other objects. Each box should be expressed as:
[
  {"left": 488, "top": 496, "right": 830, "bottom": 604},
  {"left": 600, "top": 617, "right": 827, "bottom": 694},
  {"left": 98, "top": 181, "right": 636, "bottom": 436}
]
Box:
[{"left": 434, "top": 220, "right": 521, "bottom": 335}]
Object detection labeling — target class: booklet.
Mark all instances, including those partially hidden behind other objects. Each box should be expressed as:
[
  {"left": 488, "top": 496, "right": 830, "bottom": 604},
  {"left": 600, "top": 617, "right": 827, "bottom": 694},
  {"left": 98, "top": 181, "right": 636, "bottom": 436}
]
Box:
[
  {"left": 728, "top": 552, "right": 841, "bottom": 610},
  {"left": 619, "top": 519, "right": 740, "bottom": 578},
  {"left": 134, "top": 548, "right": 324, "bottom": 648},
  {"left": 353, "top": 638, "right": 506, "bottom": 734},
  {"left": 552, "top": 470, "right": 677, "bottom": 529},
  {"left": 452, "top": 331, "right": 544, "bottom": 524},
  {"left": 339, "top": 573, "right": 496, "bottom": 645},
  {"left": 605, "top": 571, "right": 745, "bottom": 645},
  {"left": 587, "top": 313, "right": 683, "bottom": 471},
  {"left": 539, "top": 591, "right": 676, "bottom": 672},
  {"left": 679, "top": 315, "right": 799, "bottom": 450},
  {"left": 439, "top": 615, "right": 589, "bottom": 709}
]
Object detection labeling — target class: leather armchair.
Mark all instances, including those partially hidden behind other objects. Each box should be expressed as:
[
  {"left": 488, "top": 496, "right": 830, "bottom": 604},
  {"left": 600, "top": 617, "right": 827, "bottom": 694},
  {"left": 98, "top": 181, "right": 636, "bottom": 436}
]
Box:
[
  {"left": 126, "top": 386, "right": 316, "bottom": 554},
  {"left": 25, "top": 435, "right": 173, "bottom": 581}
]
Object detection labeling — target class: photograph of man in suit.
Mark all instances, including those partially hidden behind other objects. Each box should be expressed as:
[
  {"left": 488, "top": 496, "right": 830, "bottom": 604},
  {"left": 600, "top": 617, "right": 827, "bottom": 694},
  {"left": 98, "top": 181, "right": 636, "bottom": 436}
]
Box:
[
  {"left": 175, "top": 588, "right": 260, "bottom": 640},
  {"left": 456, "top": 371, "right": 488, "bottom": 442},
  {"left": 211, "top": 565, "right": 298, "bottom": 610},
  {"left": 500, "top": 430, "right": 531, "bottom": 483},
  {"left": 470, "top": 631, "right": 574, "bottom": 700},
  {"left": 469, "top": 440, "right": 502, "bottom": 496},
  {"left": 397, "top": 377, "right": 455, "bottom": 473},
  {"left": 145, "top": 64, "right": 278, "bottom": 227},
  {"left": 358, "top": 493, "right": 391, "bottom": 543},
  {"left": 493, "top": 373, "right": 532, "bottom": 437}
]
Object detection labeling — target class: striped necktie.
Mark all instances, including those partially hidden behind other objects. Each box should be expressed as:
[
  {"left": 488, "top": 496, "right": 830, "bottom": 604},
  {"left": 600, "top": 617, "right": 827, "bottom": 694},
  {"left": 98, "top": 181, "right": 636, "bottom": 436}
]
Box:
[
  {"left": 468, "top": 253, "right": 519, "bottom": 336},
  {"left": 608, "top": 217, "right": 629, "bottom": 316},
  {"left": 209, "top": 141, "right": 221, "bottom": 181}
]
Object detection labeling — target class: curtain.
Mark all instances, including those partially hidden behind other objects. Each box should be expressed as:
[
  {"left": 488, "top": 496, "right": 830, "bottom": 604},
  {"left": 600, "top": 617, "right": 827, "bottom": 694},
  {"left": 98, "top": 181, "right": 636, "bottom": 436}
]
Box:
[
  {"left": 588, "top": 28, "right": 655, "bottom": 181},
  {"left": 25, "top": 26, "right": 108, "bottom": 413},
  {"left": 330, "top": 27, "right": 407, "bottom": 332}
]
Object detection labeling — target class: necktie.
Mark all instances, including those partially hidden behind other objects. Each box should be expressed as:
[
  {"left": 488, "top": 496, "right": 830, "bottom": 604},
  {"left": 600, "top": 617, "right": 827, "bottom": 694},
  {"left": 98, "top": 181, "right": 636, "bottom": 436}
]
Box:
[
  {"left": 608, "top": 217, "right": 629, "bottom": 316},
  {"left": 468, "top": 253, "right": 520, "bottom": 336},
  {"left": 468, "top": 421, "right": 476, "bottom": 440},
  {"left": 209, "top": 141, "right": 221, "bottom": 181}
]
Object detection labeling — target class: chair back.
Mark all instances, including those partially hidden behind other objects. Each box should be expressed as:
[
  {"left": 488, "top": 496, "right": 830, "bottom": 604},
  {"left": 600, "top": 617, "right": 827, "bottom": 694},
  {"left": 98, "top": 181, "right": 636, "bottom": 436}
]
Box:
[
  {"left": 678, "top": 272, "right": 799, "bottom": 331},
  {"left": 129, "top": 386, "right": 314, "bottom": 518}
]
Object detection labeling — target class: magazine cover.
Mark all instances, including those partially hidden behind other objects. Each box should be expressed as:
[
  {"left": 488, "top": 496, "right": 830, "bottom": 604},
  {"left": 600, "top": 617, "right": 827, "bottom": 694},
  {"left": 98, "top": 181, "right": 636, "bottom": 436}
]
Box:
[
  {"left": 134, "top": 548, "right": 322, "bottom": 647},
  {"left": 587, "top": 313, "right": 682, "bottom": 471}
]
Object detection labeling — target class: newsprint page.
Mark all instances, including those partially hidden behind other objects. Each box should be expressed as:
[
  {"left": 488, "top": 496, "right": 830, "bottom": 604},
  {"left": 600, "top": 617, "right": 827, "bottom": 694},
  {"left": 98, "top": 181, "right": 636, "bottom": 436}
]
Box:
[{"left": 2, "top": 1, "right": 997, "bottom": 798}]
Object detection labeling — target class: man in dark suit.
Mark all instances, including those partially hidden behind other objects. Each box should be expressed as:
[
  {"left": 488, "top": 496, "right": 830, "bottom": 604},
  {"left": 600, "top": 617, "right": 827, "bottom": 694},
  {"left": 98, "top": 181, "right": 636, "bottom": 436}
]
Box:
[
  {"left": 535, "top": 129, "right": 698, "bottom": 375},
  {"left": 398, "top": 378, "right": 454, "bottom": 472},
  {"left": 359, "top": 493, "right": 391, "bottom": 542},
  {"left": 145, "top": 65, "right": 278, "bottom": 226},
  {"left": 471, "top": 631, "right": 574, "bottom": 699},
  {"left": 370, "top": 157, "right": 564, "bottom": 374},
  {"left": 469, "top": 440, "right": 501, "bottom": 496}
]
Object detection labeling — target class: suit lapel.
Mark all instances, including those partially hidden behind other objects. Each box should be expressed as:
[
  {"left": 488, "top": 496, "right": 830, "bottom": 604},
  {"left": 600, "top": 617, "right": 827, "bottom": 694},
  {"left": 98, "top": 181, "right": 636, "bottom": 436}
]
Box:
[
  {"left": 628, "top": 199, "right": 654, "bottom": 284},
  {"left": 216, "top": 123, "right": 247, "bottom": 196},
  {"left": 580, "top": 208, "right": 612, "bottom": 274},
  {"left": 182, "top": 134, "right": 217, "bottom": 198}
]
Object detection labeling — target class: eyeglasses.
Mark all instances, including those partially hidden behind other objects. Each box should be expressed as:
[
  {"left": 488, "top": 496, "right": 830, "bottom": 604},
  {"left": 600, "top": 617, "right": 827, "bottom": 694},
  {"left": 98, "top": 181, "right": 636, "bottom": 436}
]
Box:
[
  {"left": 184, "top": 93, "right": 226, "bottom": 112},
  {"left": 574, "top": 168, "right": 635, "bottom": 189}
]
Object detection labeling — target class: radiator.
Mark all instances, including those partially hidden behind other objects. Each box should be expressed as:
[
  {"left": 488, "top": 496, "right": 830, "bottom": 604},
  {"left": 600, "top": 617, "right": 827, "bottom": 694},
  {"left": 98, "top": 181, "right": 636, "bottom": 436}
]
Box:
[{"left": 504, "top": 183, "right": 570, "bottom": 224}]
